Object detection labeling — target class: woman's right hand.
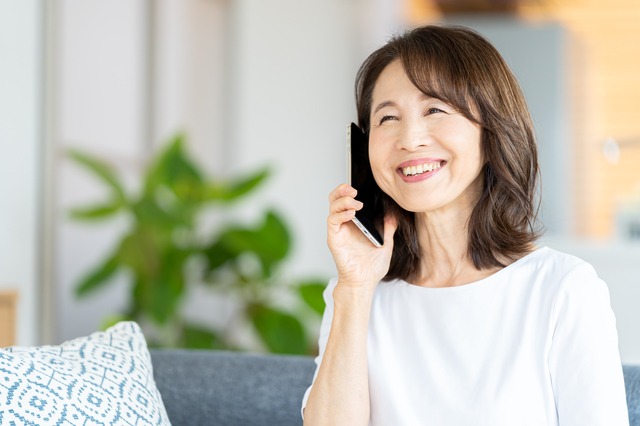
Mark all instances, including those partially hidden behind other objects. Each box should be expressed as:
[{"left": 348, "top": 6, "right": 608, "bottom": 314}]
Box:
[{"left": 327, "top": 184, "right": 398, "bottom": 289}]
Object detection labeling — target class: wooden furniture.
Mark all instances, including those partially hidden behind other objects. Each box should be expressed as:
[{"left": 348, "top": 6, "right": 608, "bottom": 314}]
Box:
[{"left": 0, "top": 290, "right": 17, "bottom": 347}]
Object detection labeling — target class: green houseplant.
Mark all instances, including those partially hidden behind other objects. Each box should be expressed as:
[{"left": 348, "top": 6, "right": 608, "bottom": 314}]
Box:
[{"left": 69, "top": 134, "right": 326, "bottom": 354}]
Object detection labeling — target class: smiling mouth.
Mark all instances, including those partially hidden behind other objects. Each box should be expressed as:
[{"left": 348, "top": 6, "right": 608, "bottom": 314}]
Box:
[{"left": 401, "top": 161, "right": 444, "bottom": 177}]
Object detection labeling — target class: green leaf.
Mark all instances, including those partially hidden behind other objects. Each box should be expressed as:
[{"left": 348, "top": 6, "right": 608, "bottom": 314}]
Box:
[
  {"left": 143, "top": 134, "right": 205, "bottom": 203},
  {"left": 146, "top": 248, "right": 189, "bottom": 324},
  {"left": 257, "top": 210, "right": 290, "bottom": 267},
  {"left": 205, "top": 168, "right": 270, "bottom": 203},
  {"left": 120, "top": 229, "right": 188, "bottom": 323},
  {"left": 147, "top": 276, "right": 182, "bottom": 324},
  {"left": 249, "top": 304, "right": 307, "bottom": 354},
  {"left": 118, "top": 228, "right": 161, "bottom": 276},
  {"left": 133, "top": 197, "right": 189, "bottom": 229},
  {"left": 298, "top": 280, "right": 327, "bottom": 315},
  {"left": 100, "top": 314, "right": 132, "bottom": 331},
  {"left": 75, "top": 252, "right": 121, "bottom": 297},
  {"left": 68, "top": 149, "right": 126, "bottom": 201},
  {"left": 203, "top": 241, "right": 235, "bottom": 272},
  {"left": 182, "top": 324, "right": 221, "bottom": 349},
  {"left": 215, "top": 209, "right": 291, "bottom": 277},
  {"left": 129, "top": 276, "right": 145, "bottom": 319},
  {"left": 69, "top": 199, "right": 124, "bottom": 220}
]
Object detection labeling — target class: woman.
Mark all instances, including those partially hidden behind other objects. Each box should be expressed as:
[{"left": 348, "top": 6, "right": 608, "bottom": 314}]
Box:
[{"left": 302, "top": 25, "right": 628, "bottom": 425}]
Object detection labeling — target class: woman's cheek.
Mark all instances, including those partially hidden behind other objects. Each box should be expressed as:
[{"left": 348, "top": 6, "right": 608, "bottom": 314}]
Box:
[
  {"left": 371, "top": 167, "right": 390, "bottom": 196},
  {"left": 368, "top": 140, "right": 392, "bottom": 190}
]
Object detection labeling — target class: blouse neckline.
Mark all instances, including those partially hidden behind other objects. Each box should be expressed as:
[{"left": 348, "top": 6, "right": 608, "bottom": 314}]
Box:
[{"left": 393, "top": 246, "right": 548, "bottom": 293}]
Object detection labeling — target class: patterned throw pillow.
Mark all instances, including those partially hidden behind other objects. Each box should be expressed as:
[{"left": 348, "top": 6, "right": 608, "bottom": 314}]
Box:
[{"left": 0, "top": 321, "right": 171, "bottom": 425}]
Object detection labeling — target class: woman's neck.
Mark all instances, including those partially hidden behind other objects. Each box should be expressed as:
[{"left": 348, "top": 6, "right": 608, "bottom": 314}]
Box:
[{"left": 413, "top": 206, "right": 500, "bottom": 288}]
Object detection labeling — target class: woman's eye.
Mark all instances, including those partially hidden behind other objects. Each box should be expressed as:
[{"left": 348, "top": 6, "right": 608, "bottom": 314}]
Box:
[
  {"left": 426, "top": 107, "right": 445, "bottom": 115},
  {"left": 378, "top": 115, "right": 397, "bottom": 124}
]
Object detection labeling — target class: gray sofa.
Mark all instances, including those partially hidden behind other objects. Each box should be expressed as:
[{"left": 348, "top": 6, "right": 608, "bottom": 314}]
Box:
[{"left": 150, "top": 349, "right": 640, "bottom": 426}]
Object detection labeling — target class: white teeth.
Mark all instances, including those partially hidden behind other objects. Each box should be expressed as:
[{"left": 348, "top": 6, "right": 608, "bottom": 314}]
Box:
[{"left": 402, "top": 161, "right": 441, "bottom": 176}]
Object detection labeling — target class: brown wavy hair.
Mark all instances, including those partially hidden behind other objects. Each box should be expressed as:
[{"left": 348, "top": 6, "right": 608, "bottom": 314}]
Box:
[{"left": 355, "top": 25, "right": 541, "bottom": 281}]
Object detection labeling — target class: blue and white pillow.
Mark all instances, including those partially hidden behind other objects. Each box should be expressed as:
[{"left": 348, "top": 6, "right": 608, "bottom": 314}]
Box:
[{"left": 0, "top": 321, "right": 171, "bottom": 425}]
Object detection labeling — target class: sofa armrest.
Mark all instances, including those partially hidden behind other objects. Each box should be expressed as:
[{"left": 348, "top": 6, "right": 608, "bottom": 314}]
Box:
[{"left": 150, "top": 349, "right": 315, "bottom": 426}]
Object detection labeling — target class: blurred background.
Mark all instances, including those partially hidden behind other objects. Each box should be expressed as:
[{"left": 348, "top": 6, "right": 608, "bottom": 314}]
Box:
[{"left": 1, "top": 0, "right": 639, "bottom": 361}]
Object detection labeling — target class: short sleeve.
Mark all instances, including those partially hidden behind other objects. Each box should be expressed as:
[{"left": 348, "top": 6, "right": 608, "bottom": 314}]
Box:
[
  {"left": 300, "top": 278, "right": 338, "bottom": 418},
  {"left": 548, "top": 263, "right": 629, "bottom": 426}
]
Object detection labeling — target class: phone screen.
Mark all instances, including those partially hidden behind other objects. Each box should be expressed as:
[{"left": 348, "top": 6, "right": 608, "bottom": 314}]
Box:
[{"left": 347, "top": 123, "right": 384, "bottom": 247}]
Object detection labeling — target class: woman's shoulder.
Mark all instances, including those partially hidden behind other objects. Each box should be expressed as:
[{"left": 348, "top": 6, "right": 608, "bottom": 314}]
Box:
[
  {"left": 513, "top": 245, "right": 596, "bottom": 276},
  {"left": 467, "top": 245, "right": 603, "bottom": 297},
  {"left": 512, "top": 246, "right": 607, "bottom": 299}
]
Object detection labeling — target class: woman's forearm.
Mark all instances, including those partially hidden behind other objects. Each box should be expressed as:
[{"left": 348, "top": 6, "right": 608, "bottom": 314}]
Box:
[{"left": 303, "top": 284, "right": 375, "bottom": 426}]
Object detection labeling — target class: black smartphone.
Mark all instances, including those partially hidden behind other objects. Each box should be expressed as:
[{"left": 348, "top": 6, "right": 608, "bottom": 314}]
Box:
[{"left": 346, "top": 122, "right": 384, "bottom": 247}]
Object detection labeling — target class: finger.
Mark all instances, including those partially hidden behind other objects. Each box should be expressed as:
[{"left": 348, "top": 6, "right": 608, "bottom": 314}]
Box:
[
  {"left": 329, "top": 196, "right": 363, "bottom": 214},
  {"left": 327, "top": 210, "right": 356, "bottom": 233},
  {"left": 329, "top": 183, "right": 357, "bottom": 202}
]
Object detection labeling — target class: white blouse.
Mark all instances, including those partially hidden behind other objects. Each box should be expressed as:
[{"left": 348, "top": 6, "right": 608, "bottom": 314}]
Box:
[{"left": 302, "top": 247, "right": 629, "bottom": 425}]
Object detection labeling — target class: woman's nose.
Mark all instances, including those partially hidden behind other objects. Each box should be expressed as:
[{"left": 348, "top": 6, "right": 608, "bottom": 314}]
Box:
[{"left": 397, "top": 121, "right": 431, "bottom": 151}]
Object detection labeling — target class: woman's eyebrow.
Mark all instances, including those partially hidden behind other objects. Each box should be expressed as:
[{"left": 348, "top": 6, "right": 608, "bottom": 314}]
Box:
[
  {"left": 373, "top": 94, "right": 437, "bottom": 115},
  {"left": 372, "top": 100, "right": 396, "bottom": 115}
]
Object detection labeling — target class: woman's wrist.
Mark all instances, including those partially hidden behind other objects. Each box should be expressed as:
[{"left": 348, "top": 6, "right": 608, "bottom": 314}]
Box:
[{"left": 333, "top": 282, "right": 376, "bottom": 309}]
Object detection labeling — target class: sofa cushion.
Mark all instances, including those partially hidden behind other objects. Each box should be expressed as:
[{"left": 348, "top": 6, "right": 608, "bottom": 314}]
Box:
[
  {"left": 0, "top": 321, "right": 170, "bottom": 425},
  {"left": 150, "top": 349, "right": 315, "bottom": 426}
]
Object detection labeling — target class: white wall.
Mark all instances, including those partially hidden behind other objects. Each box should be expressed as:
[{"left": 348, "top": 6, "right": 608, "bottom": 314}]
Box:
[
  {"left": 152, "top": 0, "right": 229, "bottom": 171},
  {"left": 0, "top": 0, "right": 41, "bottom": 346},
  {"left": 54, "top": 0, "right": 147, "bottom": 343}
]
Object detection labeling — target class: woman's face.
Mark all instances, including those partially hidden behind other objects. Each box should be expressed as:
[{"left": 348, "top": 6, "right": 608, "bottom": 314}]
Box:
[{"left": 368, "top": 59, "right": 484, "bottom": 216}]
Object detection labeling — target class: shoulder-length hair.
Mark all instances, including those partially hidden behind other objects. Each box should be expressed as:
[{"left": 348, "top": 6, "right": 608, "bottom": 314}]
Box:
[{"left": 355, "top": 25, "right": 541, "bottom": 281}]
